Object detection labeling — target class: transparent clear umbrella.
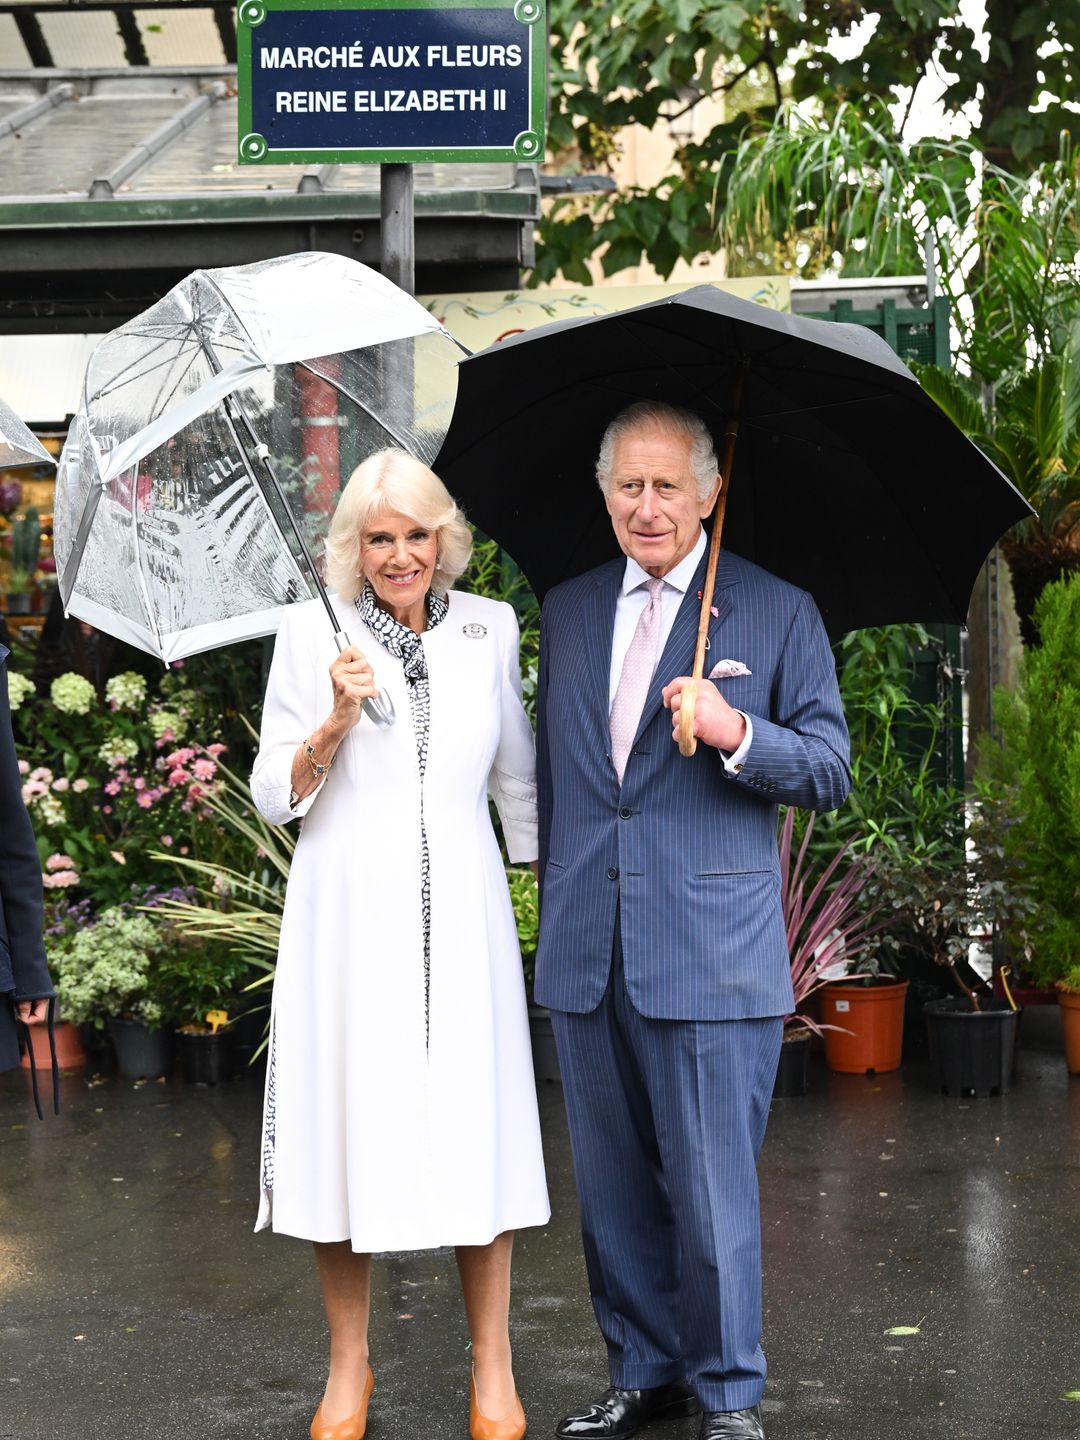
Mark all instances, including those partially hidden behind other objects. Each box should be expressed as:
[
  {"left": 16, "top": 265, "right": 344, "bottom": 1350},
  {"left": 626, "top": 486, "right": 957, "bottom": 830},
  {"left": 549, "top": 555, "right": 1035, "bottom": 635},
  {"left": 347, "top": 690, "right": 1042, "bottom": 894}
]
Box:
[
  {"left": 0, "top": 396, "right": 54, "bottom": 470},
  {"left": 53, "top": 252, "right": 462, "bottom": 713}
]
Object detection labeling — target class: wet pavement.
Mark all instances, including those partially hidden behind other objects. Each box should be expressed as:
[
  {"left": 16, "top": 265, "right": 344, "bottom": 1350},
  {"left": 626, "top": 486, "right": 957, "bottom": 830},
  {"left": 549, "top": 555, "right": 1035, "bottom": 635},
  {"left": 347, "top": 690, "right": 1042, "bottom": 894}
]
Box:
[{"left": 2, "top": 1008, "right": 1078, "bottom": 1440}]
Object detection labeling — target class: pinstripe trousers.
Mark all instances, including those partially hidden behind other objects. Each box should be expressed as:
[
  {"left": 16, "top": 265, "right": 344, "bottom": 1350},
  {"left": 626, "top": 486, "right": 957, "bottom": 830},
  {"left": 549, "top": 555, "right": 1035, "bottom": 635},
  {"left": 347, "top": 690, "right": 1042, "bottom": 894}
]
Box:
[{"left": 551, "top": 924, "right": 782, "bottom": 1412}]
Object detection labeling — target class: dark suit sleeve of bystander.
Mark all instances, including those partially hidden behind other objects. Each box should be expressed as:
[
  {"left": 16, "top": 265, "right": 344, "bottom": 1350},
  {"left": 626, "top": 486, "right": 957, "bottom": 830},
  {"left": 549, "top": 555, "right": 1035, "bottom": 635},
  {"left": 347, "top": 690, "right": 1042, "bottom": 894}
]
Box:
[{"left": 0, "top": 649, "right": 54, "bottom": 1074}]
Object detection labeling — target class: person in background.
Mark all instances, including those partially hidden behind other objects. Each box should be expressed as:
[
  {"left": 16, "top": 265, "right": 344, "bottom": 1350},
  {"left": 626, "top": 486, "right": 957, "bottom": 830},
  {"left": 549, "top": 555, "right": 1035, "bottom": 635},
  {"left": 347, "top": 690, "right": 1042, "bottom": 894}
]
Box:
[{"left": 0, "top": 641, "right": 57, "bottom": 1117}]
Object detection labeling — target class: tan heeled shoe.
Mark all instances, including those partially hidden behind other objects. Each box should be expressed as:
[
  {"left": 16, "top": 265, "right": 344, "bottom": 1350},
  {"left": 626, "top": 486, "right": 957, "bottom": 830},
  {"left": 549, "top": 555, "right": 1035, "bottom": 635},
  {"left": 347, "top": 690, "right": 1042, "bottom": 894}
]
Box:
[
  {"left": 469, "top": 1371, "right": 527, "bottom": 1440},
  {"left": 310, "top": 1365, "right": 374, "bottom": 1440}
]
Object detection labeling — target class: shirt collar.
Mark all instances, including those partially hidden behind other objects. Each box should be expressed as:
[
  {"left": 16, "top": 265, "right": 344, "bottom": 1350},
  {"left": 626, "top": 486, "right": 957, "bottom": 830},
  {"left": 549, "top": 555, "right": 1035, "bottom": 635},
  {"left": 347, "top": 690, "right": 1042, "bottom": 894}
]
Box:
[{"left": 621, "top": 528, "right": 707, "bottom": 597}]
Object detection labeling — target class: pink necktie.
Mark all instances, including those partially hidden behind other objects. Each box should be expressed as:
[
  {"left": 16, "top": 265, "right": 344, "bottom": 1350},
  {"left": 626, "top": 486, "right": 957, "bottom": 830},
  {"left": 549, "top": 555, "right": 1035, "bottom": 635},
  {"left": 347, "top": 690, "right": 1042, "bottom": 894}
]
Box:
[{"left": 610, "top": 576, "right": 664, "bottom": 783}]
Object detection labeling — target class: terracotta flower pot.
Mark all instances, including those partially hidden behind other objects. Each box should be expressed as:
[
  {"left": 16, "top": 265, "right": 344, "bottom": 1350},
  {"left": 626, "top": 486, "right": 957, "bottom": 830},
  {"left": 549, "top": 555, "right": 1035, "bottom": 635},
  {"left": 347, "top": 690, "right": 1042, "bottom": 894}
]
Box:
[
  {"left": 20, "top": 1018, "right": 87, "bottom": 1070},
  {"left": 820, "top": 980, "right": 909, "bottom": 1075},
  {"left": 1058, "top": 990, "right": 1080, "bottom": 1076}
]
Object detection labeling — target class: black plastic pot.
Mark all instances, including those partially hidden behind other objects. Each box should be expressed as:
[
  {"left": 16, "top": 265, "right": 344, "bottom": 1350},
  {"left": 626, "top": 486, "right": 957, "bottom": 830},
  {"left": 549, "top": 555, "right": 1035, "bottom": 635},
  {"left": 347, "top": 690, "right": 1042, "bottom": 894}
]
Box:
[
  {"left": 924, "top": 998, "right": 1021, "bottom": 1098},
  {"left": 176, "top": 1030, "right": 231, "bottom": 1085},
  {"left": 226, "top": 1004, "right": 268, "bottom": 1079},
  {"left": 773, "top": 1031, "right": 811, "bottom": 1097},
  {"left": 107, "top": 1018, "right": 174, "bottom": 1080}
]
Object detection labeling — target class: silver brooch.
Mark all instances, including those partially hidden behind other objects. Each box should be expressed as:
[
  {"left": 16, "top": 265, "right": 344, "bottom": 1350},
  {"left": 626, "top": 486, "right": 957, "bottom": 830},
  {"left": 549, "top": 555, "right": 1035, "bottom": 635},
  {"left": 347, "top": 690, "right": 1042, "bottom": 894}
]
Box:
[{"left": 462, "top": 622, "right": 487, "bottom": 638}]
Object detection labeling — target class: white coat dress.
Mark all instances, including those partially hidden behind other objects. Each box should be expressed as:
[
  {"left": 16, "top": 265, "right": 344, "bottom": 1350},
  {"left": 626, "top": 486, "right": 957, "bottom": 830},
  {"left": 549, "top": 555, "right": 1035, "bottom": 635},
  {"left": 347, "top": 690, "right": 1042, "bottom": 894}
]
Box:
[{"left": 250, "top": 589, "right": 549, "bottom": 1252}]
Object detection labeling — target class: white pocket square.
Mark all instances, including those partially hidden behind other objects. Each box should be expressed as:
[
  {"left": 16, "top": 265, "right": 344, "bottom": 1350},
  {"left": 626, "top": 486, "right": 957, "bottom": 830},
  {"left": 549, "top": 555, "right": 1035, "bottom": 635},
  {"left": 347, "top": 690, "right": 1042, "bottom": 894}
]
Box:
[{"left": 708, "top": 659, "right": 753, "bottom": 679}]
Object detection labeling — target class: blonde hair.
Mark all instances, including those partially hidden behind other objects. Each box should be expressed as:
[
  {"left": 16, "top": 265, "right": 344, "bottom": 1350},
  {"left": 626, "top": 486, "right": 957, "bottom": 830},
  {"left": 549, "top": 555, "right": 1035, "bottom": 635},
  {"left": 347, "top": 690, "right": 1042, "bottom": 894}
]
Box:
[{"left": 324, "top": 449, "right": 472, "bottom": 603}]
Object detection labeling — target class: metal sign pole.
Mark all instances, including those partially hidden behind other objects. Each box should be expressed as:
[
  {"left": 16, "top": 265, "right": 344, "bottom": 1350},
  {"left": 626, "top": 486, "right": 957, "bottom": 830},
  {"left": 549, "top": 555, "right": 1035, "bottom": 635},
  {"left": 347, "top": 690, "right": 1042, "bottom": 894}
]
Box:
[{"left": 380, "top": 162, "right": 415, "bottom": 296}]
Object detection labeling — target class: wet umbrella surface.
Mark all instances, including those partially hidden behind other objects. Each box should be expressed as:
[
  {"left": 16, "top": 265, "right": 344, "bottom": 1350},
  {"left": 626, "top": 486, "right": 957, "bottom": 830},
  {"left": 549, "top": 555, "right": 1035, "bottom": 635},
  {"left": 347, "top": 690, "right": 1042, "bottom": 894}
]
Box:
[{"left": 435, "top": 285, "right": 1031, "bottom": 633}]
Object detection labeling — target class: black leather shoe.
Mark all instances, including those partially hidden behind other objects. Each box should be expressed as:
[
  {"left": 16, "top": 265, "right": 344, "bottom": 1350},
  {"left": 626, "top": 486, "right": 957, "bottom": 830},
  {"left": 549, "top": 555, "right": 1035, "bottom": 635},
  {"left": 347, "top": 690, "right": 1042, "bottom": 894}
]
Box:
[
  {"left": 555, "top": 1381, "right": 700, "bottom": 1439},
  {"left": 698, "top": 1406, "right": 764, "bottom": 1439}
]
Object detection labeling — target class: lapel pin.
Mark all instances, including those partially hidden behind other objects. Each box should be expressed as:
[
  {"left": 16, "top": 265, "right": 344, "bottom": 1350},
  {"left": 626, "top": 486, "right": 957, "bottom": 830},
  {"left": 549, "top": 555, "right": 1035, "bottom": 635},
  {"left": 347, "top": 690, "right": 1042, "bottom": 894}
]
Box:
[{"left": 462, "top": 622, "right": 487, "bottom": 638}]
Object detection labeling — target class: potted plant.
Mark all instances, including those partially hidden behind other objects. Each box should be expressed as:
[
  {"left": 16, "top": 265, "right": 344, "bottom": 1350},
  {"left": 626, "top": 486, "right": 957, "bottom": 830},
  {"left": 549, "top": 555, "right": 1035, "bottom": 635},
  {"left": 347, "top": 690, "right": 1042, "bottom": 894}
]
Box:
[
  {"left": 506, "top": 865, "right": 558, "bottom": 1081},
  {"left": 156, "top": 937, "right": 253, "bottom": 1085},
  {"left": 982, "top": 571, "right": 1080, "bottom": 1077},
  {"left": 50, "top": 906, "right": 175, "bottom": 1078},
  {"left": 4, "top": 506, "right": 41, "bottom": 613},
  {"left": 776, "top": 808, "right": 881, "bottom": 1096},
  {"left": 22, "top": 887, "right": 93, "bottom": 1071}
]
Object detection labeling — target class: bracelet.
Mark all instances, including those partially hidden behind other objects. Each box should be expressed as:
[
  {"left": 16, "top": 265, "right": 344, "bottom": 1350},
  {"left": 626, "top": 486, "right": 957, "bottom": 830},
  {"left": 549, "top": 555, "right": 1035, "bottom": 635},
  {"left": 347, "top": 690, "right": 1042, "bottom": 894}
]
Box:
[{"left": 303, "top": 739, "right": 335, "bottom": 778}]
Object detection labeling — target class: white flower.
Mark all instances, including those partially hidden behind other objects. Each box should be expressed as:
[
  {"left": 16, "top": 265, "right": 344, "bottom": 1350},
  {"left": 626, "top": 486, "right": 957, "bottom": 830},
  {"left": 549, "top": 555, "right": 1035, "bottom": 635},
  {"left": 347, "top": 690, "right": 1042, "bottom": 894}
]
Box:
[
  {"left": 105, "top": 671, "right": 148, "bottom": 712},
  {"left": 5, "top": 671, "right": 35, "bottom": 711},
  {"left": 98, "top": 735, "right": 139, "bottom": 766},
  {"left": 50, "top": 673, "right": 96, "bottom": 716}
]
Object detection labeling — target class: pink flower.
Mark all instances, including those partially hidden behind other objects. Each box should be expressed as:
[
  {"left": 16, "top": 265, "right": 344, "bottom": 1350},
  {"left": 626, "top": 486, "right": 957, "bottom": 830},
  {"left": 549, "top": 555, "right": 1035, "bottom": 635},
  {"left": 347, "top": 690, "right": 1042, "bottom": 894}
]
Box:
[
  {"left": 116, "top": 768, "right": 130, "bottom": 783},
  {"left": 45, "top": 853, "right": 75, "bottom": 872},
  {"left": 206, "top": 743, "right": 227, "bottom": 758},
  {"left": 149, "top": 787, "right": 165, "bottom": 803},
  {"left": 192, "top": 758, "right": 216, "bottom": 782},
  {"left": 167, "top": 768, "right": 188, "bottom": 787},
  {"left": 157, "top": 729, "right": 175, "bottom": 745},
  {"left": 42, "top": 869, "right": 79, "bottom": 888},
  {"left": 21, "top": 780, "right": 47, "bottom": 802},
  {"left": 187, "top": 783, "right": 203, "bottom": 801},
  {"left": 17, "top": 759, "right": 29, "bottom": 776},
  {"left": 103, "top": 805, "right": 113, "bottom": 815},
  {"left": 160, "top": 834, "right": 173, "bottom": 847},
  {"left": 133, "top": 776, "right": 146, "bottom": 791},
  {"left": 136, "top": 792, "right": 153, "bottom": 809},
  {"left": 165, "top": 747, "right": 195, "bottom": 767},
  {"left": 104, "top": 779, "right": 121, "bottom": 796},
  {"left": 72, "top": 778, "right": 89, "bottom": 793},
  {"left": 179, "top": 846, "right": 189, "bottom": 855}
]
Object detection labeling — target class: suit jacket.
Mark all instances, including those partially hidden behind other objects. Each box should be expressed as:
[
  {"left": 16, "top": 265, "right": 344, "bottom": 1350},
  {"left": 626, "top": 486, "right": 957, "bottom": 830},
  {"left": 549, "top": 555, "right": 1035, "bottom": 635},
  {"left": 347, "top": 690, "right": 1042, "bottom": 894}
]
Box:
[
  {"left": 534, "top": 548, "right": 851, "bottom": 1021},
  {"left": 0, "top": 647, "right": 54, "bottom": 1072}
]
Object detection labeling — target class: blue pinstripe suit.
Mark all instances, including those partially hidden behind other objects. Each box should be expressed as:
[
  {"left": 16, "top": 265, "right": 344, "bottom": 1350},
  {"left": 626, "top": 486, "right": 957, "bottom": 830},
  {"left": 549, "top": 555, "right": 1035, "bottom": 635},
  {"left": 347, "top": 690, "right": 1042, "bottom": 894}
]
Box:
[{"left": 534, "top": 546, "right": 850, "bottom": 1410}]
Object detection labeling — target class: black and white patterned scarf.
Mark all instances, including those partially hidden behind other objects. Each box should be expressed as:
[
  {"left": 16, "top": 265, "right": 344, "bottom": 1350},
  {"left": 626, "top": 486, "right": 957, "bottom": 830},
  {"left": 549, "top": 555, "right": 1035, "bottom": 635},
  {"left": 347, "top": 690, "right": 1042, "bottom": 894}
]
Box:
[{"left": 357, "top": 582, "right": 448, "bottom": 1047}]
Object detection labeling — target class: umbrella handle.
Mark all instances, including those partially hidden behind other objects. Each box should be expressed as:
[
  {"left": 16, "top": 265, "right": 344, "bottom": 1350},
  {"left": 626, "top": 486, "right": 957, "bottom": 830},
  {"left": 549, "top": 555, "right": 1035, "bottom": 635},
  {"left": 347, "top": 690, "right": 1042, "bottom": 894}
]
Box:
[
  {"left": 334, "top": 629, "right": 396, "bottom": 727},
  {"left": 677, "top": 358, "right": 747, "bottom": 762},
  {"left": 678, "top": 682, "right": 699, "bottom": 757}
]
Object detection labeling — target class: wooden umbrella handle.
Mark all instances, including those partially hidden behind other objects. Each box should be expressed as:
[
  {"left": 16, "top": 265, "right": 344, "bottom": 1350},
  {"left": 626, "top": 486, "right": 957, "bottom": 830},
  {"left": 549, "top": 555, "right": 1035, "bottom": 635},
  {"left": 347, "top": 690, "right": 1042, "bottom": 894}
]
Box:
[{"left": 678, "top": 364, "right": 746, "bottom": 757}]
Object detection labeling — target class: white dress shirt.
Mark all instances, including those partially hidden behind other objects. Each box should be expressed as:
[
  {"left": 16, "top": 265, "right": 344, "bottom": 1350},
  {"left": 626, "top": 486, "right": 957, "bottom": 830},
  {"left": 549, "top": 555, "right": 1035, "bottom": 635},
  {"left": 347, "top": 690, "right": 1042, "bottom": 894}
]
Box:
[{"left": 609, "top": 528, "right": 753, "bottom": 773}]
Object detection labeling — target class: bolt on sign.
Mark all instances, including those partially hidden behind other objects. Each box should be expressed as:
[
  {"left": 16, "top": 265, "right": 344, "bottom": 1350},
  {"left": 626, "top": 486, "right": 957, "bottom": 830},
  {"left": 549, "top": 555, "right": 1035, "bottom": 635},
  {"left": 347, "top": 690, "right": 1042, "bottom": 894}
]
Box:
[{"left": 237, "top": 0, "right": 547, "bottom": 164}]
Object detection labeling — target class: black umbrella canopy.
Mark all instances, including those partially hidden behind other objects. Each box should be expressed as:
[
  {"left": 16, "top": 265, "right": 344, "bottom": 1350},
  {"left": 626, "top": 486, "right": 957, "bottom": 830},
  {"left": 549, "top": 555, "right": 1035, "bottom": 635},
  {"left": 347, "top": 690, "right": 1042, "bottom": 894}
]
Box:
[{"left": 435, "top": 285, "right": 1032, "bottom": 634}]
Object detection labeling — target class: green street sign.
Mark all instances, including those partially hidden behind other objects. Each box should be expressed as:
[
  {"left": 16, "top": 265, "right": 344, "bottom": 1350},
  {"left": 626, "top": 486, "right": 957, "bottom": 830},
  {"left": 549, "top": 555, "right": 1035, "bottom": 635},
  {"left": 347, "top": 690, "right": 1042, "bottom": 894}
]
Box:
[{"left": 237, "top": 0, "right": 547, "bottom": 165}]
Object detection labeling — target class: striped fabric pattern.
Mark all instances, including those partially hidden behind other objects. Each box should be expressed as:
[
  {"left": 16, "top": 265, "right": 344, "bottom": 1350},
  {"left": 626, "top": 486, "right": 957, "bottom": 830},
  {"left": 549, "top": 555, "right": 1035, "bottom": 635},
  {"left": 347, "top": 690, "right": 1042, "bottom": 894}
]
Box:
[
  {"left": 552, "top": 941, "right": 783, "bottom": 1410},
  {"left": 534, "top": 547, "right": 851, "bottom": 1021}
]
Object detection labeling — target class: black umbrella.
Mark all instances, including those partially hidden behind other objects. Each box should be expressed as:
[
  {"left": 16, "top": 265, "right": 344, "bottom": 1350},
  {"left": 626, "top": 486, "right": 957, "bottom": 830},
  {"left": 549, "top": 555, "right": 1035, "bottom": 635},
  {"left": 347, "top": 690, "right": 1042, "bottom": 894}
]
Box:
[{"left": 435, "top": 285, "right": 1032, "bottom": 638}]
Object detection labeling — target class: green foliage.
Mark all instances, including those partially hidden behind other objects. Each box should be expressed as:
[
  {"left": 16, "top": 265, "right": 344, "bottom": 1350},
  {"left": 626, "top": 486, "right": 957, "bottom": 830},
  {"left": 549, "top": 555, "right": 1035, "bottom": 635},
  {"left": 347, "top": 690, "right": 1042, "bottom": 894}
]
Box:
[
  {"left": 797, "top": 625, "right": 966, "bottom": 983},
  {"left": 987, "top": 572, "right": 1080, "bottom": 987},
  {"left": 915, "top": 354, "right": 1080, "bottom": 551},
  {"left": 461, "top": 535, "right": 540, "bottom": 719},
  {"left": 12, "top": 665, "right": 235, "bottom": 911},
  {"left": 9, "top": 506, "right": 41, "bottom": 585},
  {"left": 146, "top": 754, "right": 294, "bottom": 995},
  {"left": 52, "top": 908, "right": 170, "bottom": 1030},
  {"left": 537, "top": 0, "right": 1080, "bottom": 282},
  {"left": 507, "top": 866, "right": 540, "bottom": 1000}
]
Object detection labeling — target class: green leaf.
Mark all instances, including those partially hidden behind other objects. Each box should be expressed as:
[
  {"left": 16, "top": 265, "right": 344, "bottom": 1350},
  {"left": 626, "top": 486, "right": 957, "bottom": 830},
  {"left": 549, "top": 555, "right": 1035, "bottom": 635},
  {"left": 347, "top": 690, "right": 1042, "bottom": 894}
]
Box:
[{"left": 1062, "top": 1391, "right": 1080, "bottom": 1401}]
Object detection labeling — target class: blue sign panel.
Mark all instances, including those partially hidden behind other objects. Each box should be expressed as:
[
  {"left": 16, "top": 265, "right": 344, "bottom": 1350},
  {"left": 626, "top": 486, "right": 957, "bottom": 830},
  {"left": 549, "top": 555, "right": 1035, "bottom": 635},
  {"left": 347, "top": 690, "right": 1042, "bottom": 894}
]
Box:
[{"left": 237, "top": 0, "right": 546, "bottom": 165}]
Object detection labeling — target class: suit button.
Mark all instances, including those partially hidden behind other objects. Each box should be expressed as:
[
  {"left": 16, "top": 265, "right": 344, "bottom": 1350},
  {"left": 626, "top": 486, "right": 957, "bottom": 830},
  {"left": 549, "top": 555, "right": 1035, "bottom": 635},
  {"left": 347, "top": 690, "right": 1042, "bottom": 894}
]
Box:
[
  {"left": 607, "top": 866, "right": 619, "bottom": 880},
  {"left": 619, "top": 806, "right": 632, "bottom": 819}
]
